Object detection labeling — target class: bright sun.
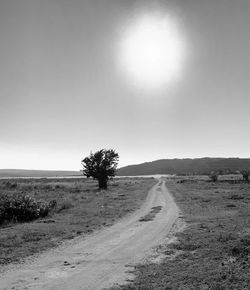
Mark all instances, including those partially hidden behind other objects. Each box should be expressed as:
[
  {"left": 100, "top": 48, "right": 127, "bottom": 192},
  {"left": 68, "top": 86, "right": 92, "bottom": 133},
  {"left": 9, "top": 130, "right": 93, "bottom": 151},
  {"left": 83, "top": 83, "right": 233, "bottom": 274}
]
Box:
[{"left": 119, "top": 13, "right": 185, "bottom": 90}]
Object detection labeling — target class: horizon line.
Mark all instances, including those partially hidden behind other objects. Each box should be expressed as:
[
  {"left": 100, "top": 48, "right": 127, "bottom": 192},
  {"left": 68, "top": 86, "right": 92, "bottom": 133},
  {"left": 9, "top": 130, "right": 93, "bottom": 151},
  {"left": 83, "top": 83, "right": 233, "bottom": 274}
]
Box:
[{"left": 1, "top": 156, "right": 250, "bottom": 171}]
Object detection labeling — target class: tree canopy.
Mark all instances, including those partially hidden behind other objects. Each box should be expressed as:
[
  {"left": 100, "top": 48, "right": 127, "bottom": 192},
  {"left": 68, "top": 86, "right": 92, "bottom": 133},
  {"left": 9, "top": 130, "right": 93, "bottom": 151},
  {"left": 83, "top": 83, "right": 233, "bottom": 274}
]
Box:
[{"left": 81, "top": 149, "right": 119, "bottom": 189}]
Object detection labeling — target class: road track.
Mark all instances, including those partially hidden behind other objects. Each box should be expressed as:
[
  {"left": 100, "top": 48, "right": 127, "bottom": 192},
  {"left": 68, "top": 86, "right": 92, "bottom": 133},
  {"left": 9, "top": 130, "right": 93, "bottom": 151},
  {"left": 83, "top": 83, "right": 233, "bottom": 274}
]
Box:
[{"left": 0, "top": 178, "right": 179, "bottom": 290}]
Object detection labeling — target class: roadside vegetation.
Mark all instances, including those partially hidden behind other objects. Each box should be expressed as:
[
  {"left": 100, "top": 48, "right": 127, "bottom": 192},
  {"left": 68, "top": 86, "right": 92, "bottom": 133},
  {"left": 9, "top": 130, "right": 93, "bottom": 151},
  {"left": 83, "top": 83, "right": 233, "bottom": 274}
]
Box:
[
  {"left": 118, "top": 176, "right": 250, "bottom": 290},
  {"left": 0, "top": 193, "right": 51, "bottom": 225},
  {"left": 0, "top": 177, "right": 154, "bottom": 267}
]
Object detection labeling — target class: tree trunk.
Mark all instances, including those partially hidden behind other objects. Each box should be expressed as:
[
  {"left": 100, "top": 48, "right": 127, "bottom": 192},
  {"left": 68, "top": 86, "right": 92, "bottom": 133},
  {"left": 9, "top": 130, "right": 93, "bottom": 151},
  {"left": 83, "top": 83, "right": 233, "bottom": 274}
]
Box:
[{"left": 98, "top": 178, "right": 107, "bottom": 189}]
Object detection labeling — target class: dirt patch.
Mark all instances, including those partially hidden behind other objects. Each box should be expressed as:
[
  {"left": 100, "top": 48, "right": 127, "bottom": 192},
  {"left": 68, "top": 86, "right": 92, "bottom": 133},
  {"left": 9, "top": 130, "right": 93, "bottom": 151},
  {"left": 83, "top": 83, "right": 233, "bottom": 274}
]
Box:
[{"left": 138, "top": 206, "right": 162, "bottom": 222}]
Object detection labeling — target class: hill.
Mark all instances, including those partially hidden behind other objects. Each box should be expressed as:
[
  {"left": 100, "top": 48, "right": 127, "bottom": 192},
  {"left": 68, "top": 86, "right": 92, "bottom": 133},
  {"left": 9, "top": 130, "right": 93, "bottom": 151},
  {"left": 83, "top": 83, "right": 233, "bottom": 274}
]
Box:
[
  {"left": 117, "top": 158, "right": 250, "bottom": 176},
  {"left": 0, "top": 169, "right": 82, "bottom": 178}
]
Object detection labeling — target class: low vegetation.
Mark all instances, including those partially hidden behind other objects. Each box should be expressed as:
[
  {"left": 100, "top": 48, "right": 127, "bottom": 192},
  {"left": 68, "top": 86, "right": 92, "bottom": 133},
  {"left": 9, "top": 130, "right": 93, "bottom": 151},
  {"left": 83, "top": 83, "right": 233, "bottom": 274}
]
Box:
[
  {"left": 118, "top": 177, "right": 250, "bottom": 289},
  {"left": 209, "top": 172, "right": 218, "bottom": 182},
  {"left": 0, "top": 177, "right": 154, "bottom": 267},
  {"left": 0, "top": 193, "right": 50, "bottom": 224},
  {"left": 241, "top": 170, "right": 250, "bottom": 181}
]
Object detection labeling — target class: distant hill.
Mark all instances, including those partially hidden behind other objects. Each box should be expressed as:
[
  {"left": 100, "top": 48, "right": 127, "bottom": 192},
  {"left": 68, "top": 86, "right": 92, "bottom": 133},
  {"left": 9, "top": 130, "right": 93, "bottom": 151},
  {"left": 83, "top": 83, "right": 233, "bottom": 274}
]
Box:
[
  {"left": 117, "top": 158, "right": 250, "bottom": 176},
  {"left": 0, "top": 169, "right": 82, "bottom": 178}
]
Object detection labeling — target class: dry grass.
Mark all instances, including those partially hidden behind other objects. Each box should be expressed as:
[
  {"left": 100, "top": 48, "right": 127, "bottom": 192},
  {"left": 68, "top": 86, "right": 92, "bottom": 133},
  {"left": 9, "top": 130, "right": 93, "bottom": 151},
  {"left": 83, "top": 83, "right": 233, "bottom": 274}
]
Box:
[
  {"left": 117, "top": 177, "right": 250, "bottom": 290},
  {"left": 0, "top": 177, "right": 155, "bottom": 267}
]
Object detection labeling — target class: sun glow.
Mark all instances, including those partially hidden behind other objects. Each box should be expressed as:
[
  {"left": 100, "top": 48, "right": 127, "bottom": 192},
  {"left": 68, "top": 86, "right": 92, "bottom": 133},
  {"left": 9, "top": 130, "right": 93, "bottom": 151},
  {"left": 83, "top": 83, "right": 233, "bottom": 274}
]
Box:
[{"left": 119, "top": 13, "right": 185, "bottom": 90}]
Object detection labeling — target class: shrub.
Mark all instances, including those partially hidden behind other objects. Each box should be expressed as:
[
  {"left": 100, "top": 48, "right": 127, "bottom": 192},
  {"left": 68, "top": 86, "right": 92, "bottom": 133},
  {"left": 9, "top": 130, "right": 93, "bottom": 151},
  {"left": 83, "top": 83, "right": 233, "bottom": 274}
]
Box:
[
  {"left": 209, "top": 172, "right": 218, "bottom": 182},
  {"left": 5, "top": 181, "right": 17, "bottom": 189},
  {"left": 48, "top": 199, "right": 57, "bottom": 209},
  {"left": 241, "top": 170, "right": 250, "bottom": 181},
  {"left": 0, "top": 194, "right": 50, "bottom": 224}
]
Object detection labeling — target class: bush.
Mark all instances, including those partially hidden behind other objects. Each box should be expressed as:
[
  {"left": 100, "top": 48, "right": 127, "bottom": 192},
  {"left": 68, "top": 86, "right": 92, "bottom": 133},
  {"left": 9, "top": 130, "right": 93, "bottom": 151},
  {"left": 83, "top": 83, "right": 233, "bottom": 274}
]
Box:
[
  {"left": 241, "top": 170, "right": 250, "bottom": 181},
  {"left": 5, "top": 181, "right": 17, "bottom": 189},
  {"left": 209, "top": 172, "right": 218, "bottom": 182},
  {"left": 0, "top": 194, "right": 50, "bottom": 224}
]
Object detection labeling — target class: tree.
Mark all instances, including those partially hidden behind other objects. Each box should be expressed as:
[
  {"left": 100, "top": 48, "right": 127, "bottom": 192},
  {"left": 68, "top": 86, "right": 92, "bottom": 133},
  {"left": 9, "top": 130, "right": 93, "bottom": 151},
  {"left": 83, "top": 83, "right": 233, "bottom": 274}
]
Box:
[
  {"left": 241, "top": 170, "right": 250, "bottom": 181},
  {"left": 209, "top": 172, "right": 218, "bottom": 182},
  {"left": 81, "top": 149, "right": 119, "bottom": 189}
]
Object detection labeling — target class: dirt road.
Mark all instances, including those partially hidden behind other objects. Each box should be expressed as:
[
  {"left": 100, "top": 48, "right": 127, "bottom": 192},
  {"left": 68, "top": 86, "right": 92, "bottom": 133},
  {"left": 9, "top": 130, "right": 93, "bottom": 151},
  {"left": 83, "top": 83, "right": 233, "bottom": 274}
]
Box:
[{"left": 0, "top": 179, "right": 179, "bottom": 290}]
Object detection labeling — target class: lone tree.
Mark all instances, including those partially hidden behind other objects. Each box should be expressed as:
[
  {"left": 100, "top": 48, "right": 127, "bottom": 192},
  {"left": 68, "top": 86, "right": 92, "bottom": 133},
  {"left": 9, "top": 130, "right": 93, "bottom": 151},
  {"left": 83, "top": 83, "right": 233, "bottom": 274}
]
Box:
[
  {"left": 209, "top": 172, "right": 218, "bottom": 182},
  {"left": 241, "top": 170, "right": 250, "bottom": 181},
  {"left": 81, "top": 149, "right": 119, "bottom": 189}
]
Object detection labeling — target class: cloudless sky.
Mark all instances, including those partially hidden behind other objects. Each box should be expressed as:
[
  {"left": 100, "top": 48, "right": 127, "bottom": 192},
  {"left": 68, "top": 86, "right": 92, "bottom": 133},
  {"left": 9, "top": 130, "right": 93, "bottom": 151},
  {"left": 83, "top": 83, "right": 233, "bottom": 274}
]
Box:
[{"left": 1, "top": 0, "right": 250, "bottom": 170}]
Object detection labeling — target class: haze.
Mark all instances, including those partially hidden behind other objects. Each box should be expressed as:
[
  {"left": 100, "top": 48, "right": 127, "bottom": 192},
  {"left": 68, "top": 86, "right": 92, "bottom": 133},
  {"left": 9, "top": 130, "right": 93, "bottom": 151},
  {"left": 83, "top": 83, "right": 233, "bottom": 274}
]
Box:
[{"left": 1, "top": 0, "right": 250, "bottom": 170}]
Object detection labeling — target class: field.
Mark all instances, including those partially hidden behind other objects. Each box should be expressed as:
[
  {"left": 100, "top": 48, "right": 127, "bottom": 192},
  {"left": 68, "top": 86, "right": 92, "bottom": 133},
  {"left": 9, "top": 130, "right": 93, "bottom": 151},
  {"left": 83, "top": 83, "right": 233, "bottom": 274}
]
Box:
[
  {"left": 119, "top": 177, "right": 250, "bottom": 290},
  {"left": 0, "top": 177, "right": 154, "bottom": 267},
  {"left": 0, "top": 169, "right": 81, "bottom": 178}
]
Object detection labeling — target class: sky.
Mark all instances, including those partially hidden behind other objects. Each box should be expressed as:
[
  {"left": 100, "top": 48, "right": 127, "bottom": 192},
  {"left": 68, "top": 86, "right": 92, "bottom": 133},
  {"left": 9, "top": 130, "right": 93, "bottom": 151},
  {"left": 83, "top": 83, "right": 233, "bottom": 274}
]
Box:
[{"left": 1, "top": 0, "right": 250, "bottom": 170}]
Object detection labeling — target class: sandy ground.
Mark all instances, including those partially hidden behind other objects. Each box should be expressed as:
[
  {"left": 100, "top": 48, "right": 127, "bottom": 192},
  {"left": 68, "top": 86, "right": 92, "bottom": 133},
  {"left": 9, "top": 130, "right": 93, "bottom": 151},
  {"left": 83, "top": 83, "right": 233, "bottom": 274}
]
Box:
[{"left": 0, "top": 178, "right": 180, "bottom": 290}]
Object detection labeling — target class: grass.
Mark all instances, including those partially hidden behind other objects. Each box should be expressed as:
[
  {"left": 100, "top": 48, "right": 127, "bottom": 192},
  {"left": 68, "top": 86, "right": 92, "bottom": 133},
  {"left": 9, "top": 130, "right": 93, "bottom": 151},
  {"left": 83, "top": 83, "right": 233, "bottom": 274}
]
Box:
[
  {"left": 116, "top": 177, "right": 250, "bottom": 290},
  {"left": 0, "top": 177, "right": 154, "bottom": 267}
]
